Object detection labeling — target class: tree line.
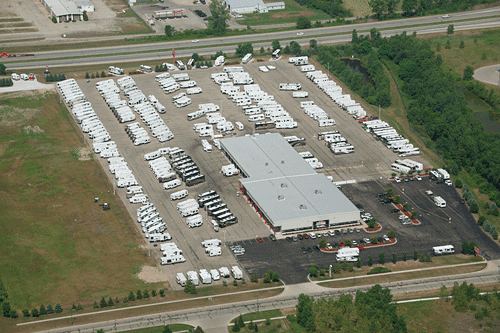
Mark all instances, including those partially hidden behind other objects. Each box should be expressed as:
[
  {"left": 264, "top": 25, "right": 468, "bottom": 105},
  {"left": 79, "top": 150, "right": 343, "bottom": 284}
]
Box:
[
  {"left": 369, "top": 0, "right": 499, "bottom": 18},
  {"left": 295, "top": 0, "right": 352, "bottom": 18},
  {"left": 289, "top": 285, "right": 408, "bottom": 332}
]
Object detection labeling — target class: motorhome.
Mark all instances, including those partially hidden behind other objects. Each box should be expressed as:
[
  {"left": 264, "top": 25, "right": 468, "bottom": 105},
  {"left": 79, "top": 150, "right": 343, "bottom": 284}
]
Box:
[
  {"left": 231, "top": 266, "right": 243, "bottom": 279},
  {"left": 175, "top": 60, "right": 185, "bottom": 70},
  {"left": 272, "top": 49, "right": 281, "bottom": 59},
  {"left": 293, "top": 91, "right": 309, "bottom": 98},
  {"left": 138, "top": 65, "right": 152, "bottom": 73},
  {"left": 176, "top": 273, "right": 187, "bottom": 286},
  {"left": 336, "top": 247, "right": 359, "bottom": 262},
  {"left": 109, "top": 66, "right": 124, "bottom": 75},
  {"left": 163, "top": 179, "right": 182, "bottom": 190},
  {"left": 242, "top": 53, "right": 253, "bottom": 64},
  {"left": 170, "top": 189, "right": 188, "bottom": 201},
  {"left": 434, "top": 196, "right": 447, "bottom": 208},
  {"left": 433, "top": 245, "right": 455, "bottom": 255}
]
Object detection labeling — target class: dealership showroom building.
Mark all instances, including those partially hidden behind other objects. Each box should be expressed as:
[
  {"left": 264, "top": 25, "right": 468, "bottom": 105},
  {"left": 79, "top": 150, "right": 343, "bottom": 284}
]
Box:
[{"left": 221, "top": 133, "right": 361, "bottom": 235}]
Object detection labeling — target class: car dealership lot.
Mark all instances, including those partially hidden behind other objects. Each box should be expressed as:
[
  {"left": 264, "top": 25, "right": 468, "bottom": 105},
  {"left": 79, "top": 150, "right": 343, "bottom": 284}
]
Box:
[
  {"left": 236, "top": 178, "right": 500, "bottom": 284},
  {"left": 75, "top": 58, "right": 445, "bottom": 287}
]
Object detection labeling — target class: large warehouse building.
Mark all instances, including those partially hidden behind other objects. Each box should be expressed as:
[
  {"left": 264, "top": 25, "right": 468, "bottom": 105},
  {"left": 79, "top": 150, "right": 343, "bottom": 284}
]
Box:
[{"left": 220, "top": 133, "right": 360, "bottom": 235}]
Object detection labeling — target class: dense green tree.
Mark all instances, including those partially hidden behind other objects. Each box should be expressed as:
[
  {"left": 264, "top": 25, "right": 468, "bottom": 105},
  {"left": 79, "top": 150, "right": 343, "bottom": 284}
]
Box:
[
  {"left": 39, "top": 304, "right": 47, "bottom": 315},
  {"left": 128, "top": 291, "right": 135, "bottom": 301},
  {"left": 2, "top": 302, "right": 11, "bottom": 317},
  {"left": 309, "top": 39, "right": 317, "bottom": 49},
  {"left": 369, "top": 0, "right": 387, "bottom": 17},
  {"left": 163, "top": 326, "right": 173, "bottom": 333},
  {"left": 402, "top": 0, "right": 418, "bottom": 15},
  {"left": 83, "top": 10, "right": 88, "bottom": 21},
  {"left": 463, "top": 65, "right": 474, "bottom": 81},
  {"left": 100, "top": 297, "right": 107, "bottom": 308},
  {"left": 271, "top": 39, "right": 281, "bottom": 51},
  {"left": 22, "top": 309, "right": 30, "bottom": 317},
  {"left": 31, "top": 308, "right": 39, "bottom": 317},
  {"left": 235, "top": 42, "right": 253, "bottom": 57},
  {"left": 290, "top": 41, "right": 302, "bottom": 56},
  {"left": 207, "top": 0, "right": 230, "bottom": 36},
  {"left": 194, "top": 326, "right": 204, "bottom": 333},
  {"left": 107, "top": 297, "right": 114, "bottom": 306},
  {"left": 447, "top": 24, "right": 454, "bottom": 34},
  {"left": 296, "top": 294, "right": 315, "bottom": 331},
  {"left": 387, "top": 0, "right": 401, "bottom": 14},
  {"left": 164, "top": 25, "right": 175, "bottom": 37},
  {"left": 379, "top": 252, "right": 386, "bottom": 264},
  {"left": 296, "top": 16, "right": 311, "bottom": 29},
  {"left": 46, "top": 304, "right": 54, "bottom": 314}
]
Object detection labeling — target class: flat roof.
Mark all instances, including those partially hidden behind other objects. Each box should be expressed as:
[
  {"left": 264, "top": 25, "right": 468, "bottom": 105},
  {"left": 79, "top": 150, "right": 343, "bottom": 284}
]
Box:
[
  {"left": 43, "top": 0, "right": 81, "bottom": 16},
  {"left": 221, "top": 133, "right": 359, "bottom": 225}
]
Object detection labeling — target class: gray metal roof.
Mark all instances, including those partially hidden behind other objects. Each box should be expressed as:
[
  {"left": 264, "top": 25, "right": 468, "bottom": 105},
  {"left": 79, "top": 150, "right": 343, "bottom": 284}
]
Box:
[
  {"left": 220, "top": 133, "right": 316, "bottom": 181},
  {"left": 265, "top": 1, "right": 285, "bottom": 7},
  {"left": 43, "top": 0, "right": 81, "bottom": 16},
  {"left": 221, "top": 133, "right": 359, "bottom": 225},
  {"left": 225, "top": 0, "right": 265, "bottom": 9}
]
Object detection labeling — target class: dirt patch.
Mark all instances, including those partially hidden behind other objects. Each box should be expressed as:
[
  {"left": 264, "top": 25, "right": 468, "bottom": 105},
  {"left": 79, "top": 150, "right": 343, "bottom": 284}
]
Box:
[
  {"left": 137, "top": 265, "right": 170, "bottom": 283},
  {"left": 23, "top": 125, "right": 44, "bottom": 135},
  {"left": 270, "top": 10, "right": 317, "bottom": 19},
  {"left": 280, "top": 307, "right": 296, "bottom": 316},
  {"left": 77, "top": 147, "right": 92, "bottom": 161},
  {"left": 446, "top": 313, "right": 484, "bottom": 333}
]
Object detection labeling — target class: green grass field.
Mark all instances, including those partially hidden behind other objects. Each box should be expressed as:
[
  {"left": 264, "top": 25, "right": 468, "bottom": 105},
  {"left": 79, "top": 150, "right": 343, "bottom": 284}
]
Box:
[
  {"left": 0, "top": 91, "right": 157, "bottom": 314},
  {"left": 239, "top": 0, "right": 331, "bottom": 26},
  {"left": 343, "top": 0, "right": 373, "bottom": 18}
]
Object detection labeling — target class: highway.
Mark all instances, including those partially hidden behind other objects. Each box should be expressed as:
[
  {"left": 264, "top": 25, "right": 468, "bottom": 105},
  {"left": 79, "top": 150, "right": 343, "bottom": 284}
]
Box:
[
  {"left": 3, "top": 6, "right": 500, "bottom": 70},
  {"left": 27, "top": 260, "right": 500, "bottom": 333}
]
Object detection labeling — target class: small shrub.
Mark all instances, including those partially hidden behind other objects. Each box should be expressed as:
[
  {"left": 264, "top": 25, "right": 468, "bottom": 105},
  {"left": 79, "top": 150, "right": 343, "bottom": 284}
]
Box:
[
  {"left": 152, "top": 289, "right": 157, "bottom": 297},
  {"left": 250, "top": 274, "right": 258, "bottom": 283},
  {"left": 367, "top": 267, "right": 391, "bottom": 274},
  {"left": 159, "top": 289, "right": 165, "bottom": 297},
  {"left": 223, "top": 281, "right": 227, "bottom": 287},
  {"left": 319, "top": 269, "right": 325, "bottom": 276},
  {"left": 266, "top": 318, "right": 271, "bottom": 325},
  {"left": 22, "top": 309, "right": 30, "bottom": 317}
]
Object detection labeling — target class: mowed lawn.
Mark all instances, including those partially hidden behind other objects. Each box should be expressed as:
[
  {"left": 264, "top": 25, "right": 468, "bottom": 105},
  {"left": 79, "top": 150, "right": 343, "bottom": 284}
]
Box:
[
  {"left": 239, "top": 0, "right": 331, "bottom": 26},
  {"left": 343, "top": 0, "right": 373, "bottom": 17},
  {"left": 0, "top": 91, "right": 157, "bottom": 312}
]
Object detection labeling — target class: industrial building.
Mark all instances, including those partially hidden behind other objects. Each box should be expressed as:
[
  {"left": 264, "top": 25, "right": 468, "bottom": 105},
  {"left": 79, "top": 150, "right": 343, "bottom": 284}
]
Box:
[
  {"left": 41, "top": 0, "right": 94, "bottom": 23},
  {"left": 224, "top": 0, "right": 285, "bottom": 14},
  {"left": 220, "top": 133, "right": 360, "bottom": 235}
]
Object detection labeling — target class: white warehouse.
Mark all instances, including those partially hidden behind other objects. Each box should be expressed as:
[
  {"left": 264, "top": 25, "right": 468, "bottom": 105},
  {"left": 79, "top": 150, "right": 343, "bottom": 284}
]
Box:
[
  {"left": 224, "top": 0, "right": 285, "bottom": 14},
  {"left": 220, "top": 133, "right": 360, "bottom": 235}
]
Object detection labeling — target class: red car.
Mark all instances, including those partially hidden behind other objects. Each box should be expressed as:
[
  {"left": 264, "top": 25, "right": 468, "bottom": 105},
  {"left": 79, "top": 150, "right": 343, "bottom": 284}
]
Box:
[
  {"left": 303, "top": 234, "right": 310, "bottom": 239},
  {"left": 256, "top": 237, "right": 264, "bottom": 243},
  {"left": 339, "top": 241, "right": 345, "bottom": 247}
]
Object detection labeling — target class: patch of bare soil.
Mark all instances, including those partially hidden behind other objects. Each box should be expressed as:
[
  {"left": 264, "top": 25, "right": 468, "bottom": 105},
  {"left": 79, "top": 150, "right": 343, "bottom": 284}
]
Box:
[
  {"left": 77, "top": 147, "right": 92, "bottom": 161},
  {"left": 270, "top": 10, "right": 317, "bottom": 19},
  {"left": 280, "top": 307, "right": 296, "bottom": 316},
  {"left": 447, "top": 313, "right": 484, "bottom": 333},
  {"left": 137, "top": 265, "right": 170, "bottom": 283},
  {"left": 23, "top": 125, "right": 44, "bottom": 134}
]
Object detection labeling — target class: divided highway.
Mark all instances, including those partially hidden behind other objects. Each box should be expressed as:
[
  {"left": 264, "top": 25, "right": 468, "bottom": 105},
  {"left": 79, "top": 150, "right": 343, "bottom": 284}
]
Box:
[{"left": 4, "top": 7, "right": 500, "bottom": 70}]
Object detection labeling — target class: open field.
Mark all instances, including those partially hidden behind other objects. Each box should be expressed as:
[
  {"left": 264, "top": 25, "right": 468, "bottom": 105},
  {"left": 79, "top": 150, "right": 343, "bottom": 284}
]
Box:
[
  {"left": 0, "top": 90, "right": 159, "bottom": 327},
  {"left": 239, "top": 0, "right": 331, "bottom": 26},
  {"left": 343, "top": 0, "right": 373, "bottom": 18}
]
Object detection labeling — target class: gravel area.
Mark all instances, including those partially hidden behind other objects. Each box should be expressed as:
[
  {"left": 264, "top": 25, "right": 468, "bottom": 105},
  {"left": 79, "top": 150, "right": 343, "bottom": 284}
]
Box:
[
  {"left": 0, "top": 77, "right": 54, "bottom": 92},
  {"left": 137, "top": 265, "right": 170, "bottom": 283}
]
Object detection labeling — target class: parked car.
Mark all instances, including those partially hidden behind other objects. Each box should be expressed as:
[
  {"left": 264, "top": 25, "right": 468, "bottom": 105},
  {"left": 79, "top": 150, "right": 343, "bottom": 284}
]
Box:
[
  {"left": 416, "top": 176, "right": 422, "bottom": 180},
  {"left": 303, "top": 233, "right": 310, "bottom": 239},
  {"left": 313, "top": 245, "right": 320, "bottom": 252},
  {"left": 395, "top": 177, "right": 401, "bottom": 183},
  {"left": 326, "top": 243, "right": 333, "bottom": 250},
  {"left": 292, "top": 236, "right": 298, "bottom": 242},
  {"left": 391, "top": 208, "right": 400, "bottom": 213},
  {"left": 363, "top": 238, "right": 371, "bottom": 244},
  {"left": 445, "top": 179, "right": 453, "bottom": 186},
  {"left": 301, "top": 246, "right": 307, "bottom": 254},
  {"left": 256, "top": 236, "right": 264, "bottom": 243},
  {"left": 286, "top": 237, "right": 292, "bottom": 242},
  {"left": 269, "top": 234, "right": 276, "bottom": 241},
  {"left": 297, "top": 234, "right": 304, "bottom": 240}
]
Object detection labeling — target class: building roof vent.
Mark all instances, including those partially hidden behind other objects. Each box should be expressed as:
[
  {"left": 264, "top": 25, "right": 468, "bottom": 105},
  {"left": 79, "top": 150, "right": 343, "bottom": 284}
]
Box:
[
  {"left": 315, "top": 190, "right": 322, "bottom": 195},
  {"left": 265, "top": 162, "right": 269, "bottom": 166},
  {"left": 278, "top": 195, "right": 285, "bottom": 201},
  {"left": 281, "top": 160, "right": 285, "bottom": 164},
  {"left": 299, "top": 204, "right": 307, "bottom": 210},
  {"left": 281, "top": 183, "right": 288, "bottom": 188}
]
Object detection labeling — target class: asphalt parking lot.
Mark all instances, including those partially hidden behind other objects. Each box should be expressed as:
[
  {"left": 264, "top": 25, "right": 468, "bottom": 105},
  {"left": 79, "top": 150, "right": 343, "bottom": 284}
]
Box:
[
  {"left": 236, "top": 177, "right": 500, "bottom": 284},
  {"left": 73, "top": 57, "right": 451, "bottom": 287}
]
